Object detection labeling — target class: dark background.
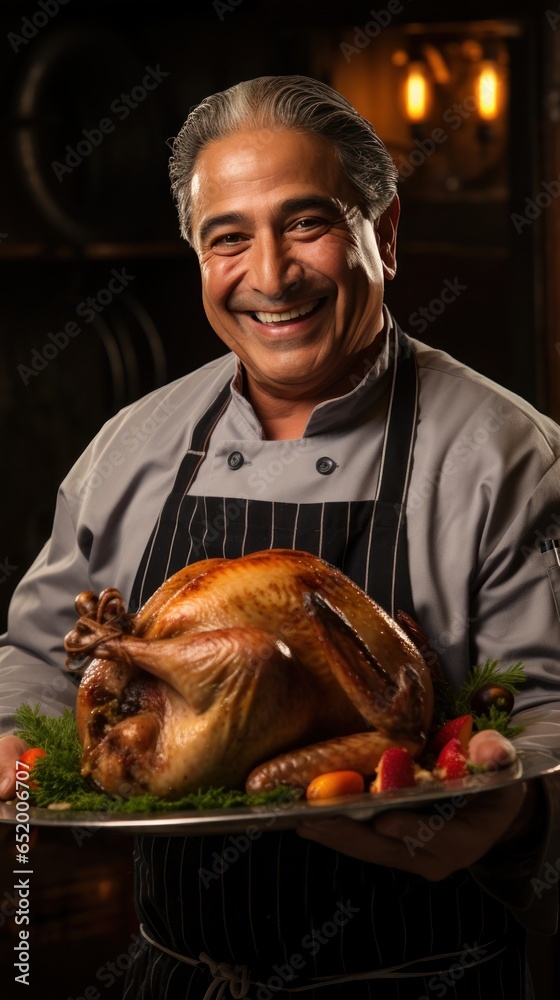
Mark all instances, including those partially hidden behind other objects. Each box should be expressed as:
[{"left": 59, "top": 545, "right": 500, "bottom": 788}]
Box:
[{"left": 0, "top": 0, "right": 559, "bottom": 997}]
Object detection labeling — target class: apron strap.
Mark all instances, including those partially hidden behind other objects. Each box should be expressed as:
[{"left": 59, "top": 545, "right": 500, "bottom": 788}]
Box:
[
  {"left": 369, "top": 325, "right": 419, "bottom": 620},
  {"left": 130, "top": 379, "right": 232, "bottom": 609}
]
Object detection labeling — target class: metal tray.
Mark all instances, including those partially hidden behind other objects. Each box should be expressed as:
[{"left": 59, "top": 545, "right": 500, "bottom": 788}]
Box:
[{"left": 1, "top": 742, "right": 558, "bottom": 837}]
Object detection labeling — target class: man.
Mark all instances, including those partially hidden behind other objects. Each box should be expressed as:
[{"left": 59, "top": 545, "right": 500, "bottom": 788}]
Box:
[{"left": 1, "top": 75, "right": 560, "bottom": 998}]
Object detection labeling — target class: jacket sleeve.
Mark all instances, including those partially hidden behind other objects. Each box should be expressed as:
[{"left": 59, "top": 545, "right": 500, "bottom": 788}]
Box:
[
  {"left": 464, "top": 457, "right": 560, "bottom": 935},
  {"left": 0, "top": 373, "right": 201, "bottom": 734},
  {"left": 0, "top": 485, "right": 87, "bottom": 735}
]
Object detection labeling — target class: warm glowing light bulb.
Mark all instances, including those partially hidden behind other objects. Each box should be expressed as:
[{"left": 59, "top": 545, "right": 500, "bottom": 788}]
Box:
[
  {"left": 405, "top": 62, "right": 429, "bottom": 122},
  {"left": 477, "top": 62, "right": 500, "bottom": 120}
]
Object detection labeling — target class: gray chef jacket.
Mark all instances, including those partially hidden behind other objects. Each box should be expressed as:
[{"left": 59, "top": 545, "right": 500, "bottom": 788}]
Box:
[{"left": 1, "top": 309, "right": 560, "bottom": 935}]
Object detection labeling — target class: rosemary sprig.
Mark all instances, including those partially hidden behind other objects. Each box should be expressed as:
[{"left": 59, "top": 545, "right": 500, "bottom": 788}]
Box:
[
  {"left": 455, "top": 659, "right": 526, "bottom": 716},
  {"left": 430, "top": 659, "right": 527, "bottom": 739}
]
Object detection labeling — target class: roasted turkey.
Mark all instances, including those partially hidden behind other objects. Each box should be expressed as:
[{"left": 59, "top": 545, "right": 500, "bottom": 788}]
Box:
[{"left": 64, "top": 549, "right": 434, "bottom": 798}]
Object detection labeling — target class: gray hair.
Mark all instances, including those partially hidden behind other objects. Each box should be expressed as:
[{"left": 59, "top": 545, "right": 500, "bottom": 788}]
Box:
[{"left": 169, "top": 75, "right": 398, "bottom": 246}]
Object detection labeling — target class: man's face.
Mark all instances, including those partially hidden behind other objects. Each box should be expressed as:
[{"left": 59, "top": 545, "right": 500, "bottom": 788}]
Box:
[{"left": 190, "top": 127, "right": 398, "bottom": 403}]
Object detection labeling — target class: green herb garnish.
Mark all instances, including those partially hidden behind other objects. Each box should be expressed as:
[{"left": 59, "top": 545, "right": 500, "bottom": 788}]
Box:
[
  {"left": 455, "top": 659, "right": 526, "bottom": 716},
  {"left": 431, "top": 659, "right": 527, "bottom": 739},
  {"left": 471, "top": 704, "right": 525, "bottom": 741},
  {"left": 13, "top": 703, "right": 299, "bottom": 813}
]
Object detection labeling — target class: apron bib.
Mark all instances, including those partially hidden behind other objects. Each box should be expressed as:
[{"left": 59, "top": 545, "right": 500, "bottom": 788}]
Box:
[
  {"left": 130, "top": 329, "right": 417, "bottom": 619},
  {"left": 124, "top": 329, "right": 529, "bottom": 1000}
]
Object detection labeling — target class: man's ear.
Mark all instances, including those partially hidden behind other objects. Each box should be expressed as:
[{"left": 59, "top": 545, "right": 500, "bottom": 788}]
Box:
[{"left": 375, "top": 195, "right": 400, "bottom": 281}]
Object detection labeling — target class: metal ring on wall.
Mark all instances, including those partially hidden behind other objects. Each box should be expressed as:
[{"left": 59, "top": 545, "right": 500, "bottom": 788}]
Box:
[{"left": 12, "top": 23, "right": 164, "bottom": 244}]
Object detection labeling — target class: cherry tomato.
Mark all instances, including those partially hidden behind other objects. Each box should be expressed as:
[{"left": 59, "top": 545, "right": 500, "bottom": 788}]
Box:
[
  {"left": 19, "top": 747, "right": 48, "bottom": 789},
  {"left": 306, "top": 770, "right": 365, "bottom": 801}
]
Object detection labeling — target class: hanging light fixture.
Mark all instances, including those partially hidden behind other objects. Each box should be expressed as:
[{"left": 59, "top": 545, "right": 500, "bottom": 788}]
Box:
[
  {"left": 404, "top": 61, "right": 431, "bottom": 123},
  {"left": 476, "top": 60, "right": 501, "bottom": 121}
]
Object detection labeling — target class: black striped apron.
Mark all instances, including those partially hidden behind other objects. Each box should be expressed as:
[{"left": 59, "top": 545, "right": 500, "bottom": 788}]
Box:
[{"left": 123, "top": 331, "right": 530, "bottom": 1000}]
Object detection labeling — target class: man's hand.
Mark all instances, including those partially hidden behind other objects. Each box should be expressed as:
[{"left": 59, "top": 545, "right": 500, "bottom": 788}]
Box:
[
  {"left": 298, "top": 731, "right": 535, "bottom": 880},
  {"left": 0, "top": 734, "right": 30, "bottom": 800}
]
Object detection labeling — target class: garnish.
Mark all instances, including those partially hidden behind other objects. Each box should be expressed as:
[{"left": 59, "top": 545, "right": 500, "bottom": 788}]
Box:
[
  {"left": 456, "top": 659, "right": 525, "bottom": 713},
  {"left": 306, "top": 771, "right": 365, "bottom": 801},
  {"left": 13, "top": 704, "right": 299, "bottom": 813},
  {"left": 13, "top": 655, "right": 527, "bottom": 811},
  {"left": 471, "top": 704, "right": 525, "bottom": 742},
  {"left": 432, "top": 659, "right": 526, "bottom": 740},
  {"left": 370, "top": 747, "right": 416, "bottom": 793},
  {"left": 19, "top": 747, "right": 48, "bottom": 789},
  {"left": 433, "top": 737, "right": 468, "bottom": 780},
  {"left": 427, "top": 715, "right": 473, "bottom": 756}
]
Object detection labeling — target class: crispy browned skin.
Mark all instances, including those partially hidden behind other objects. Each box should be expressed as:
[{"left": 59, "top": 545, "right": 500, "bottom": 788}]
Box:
[{"left": 65, "top": 549, "right": 433, "bottom": 798}]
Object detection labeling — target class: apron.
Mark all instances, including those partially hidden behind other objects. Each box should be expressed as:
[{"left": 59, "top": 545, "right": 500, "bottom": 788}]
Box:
[{"left": 123, "top": 329, "right": 531, "bottom": 1000}]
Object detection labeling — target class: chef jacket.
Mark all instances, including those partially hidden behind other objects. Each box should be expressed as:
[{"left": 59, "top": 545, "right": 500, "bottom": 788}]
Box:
[{"left": 1, "top": 309, "right": 560, "bottom": 941}]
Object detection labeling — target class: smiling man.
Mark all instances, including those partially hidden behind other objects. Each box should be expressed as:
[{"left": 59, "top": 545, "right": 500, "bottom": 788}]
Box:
[
  {"left": 1, "top": 76, "right": 560, "bottom": 999},
  {"left": 190, "top": 127, "right": 398, "bottom": 439}
]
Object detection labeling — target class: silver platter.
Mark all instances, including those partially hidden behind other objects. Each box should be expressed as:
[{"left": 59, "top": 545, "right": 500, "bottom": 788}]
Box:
[{"left": 1, "top": 743, "right": 559, "bottom": 837}]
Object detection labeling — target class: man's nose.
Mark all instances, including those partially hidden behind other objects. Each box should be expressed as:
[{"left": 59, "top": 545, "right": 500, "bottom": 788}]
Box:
[{"left": 247, "top": 233, "right": 303, "bottom": 299}]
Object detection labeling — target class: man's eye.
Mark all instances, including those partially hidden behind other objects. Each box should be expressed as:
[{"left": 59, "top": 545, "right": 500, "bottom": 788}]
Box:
[
  {"left": 211, "top": 233, "right": 248, "bottom": 254},
  {"left": 290, "top": 217, "right": 330, "bottom": 235}
]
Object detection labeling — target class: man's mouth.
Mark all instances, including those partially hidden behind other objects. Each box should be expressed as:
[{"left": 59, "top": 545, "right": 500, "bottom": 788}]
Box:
[{"left": 251, "top": 299, "right": 324, "bottom": 324}]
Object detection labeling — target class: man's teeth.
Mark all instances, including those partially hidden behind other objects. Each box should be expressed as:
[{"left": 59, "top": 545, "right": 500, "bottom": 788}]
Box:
[{"left": 254, "top": 300, "right": 319, "bottom": 324}]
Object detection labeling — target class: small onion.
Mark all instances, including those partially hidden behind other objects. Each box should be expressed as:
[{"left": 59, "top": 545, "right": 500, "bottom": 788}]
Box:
[{"left": 471, "top": 684, "right": 514, "bottom": 715}]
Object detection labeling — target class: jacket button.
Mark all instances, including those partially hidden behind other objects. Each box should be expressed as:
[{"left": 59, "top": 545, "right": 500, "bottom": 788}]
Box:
[
  {"left": 227, "top": 451, "right": 244, "bottom": 470},
  {"left": 316, "top": 457, "right": 337, "bottom": 475}
]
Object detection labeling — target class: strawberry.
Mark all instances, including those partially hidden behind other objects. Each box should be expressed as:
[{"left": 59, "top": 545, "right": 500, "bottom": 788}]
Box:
[
  {"left": 433, "top": 737, "right": 467, "bottom": 780},
  {"left": 370, "top": 747, "right": 416, "bottom": 792},
  {"left": 428, "top": 715, "right": 473, "bottom": 756}
]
